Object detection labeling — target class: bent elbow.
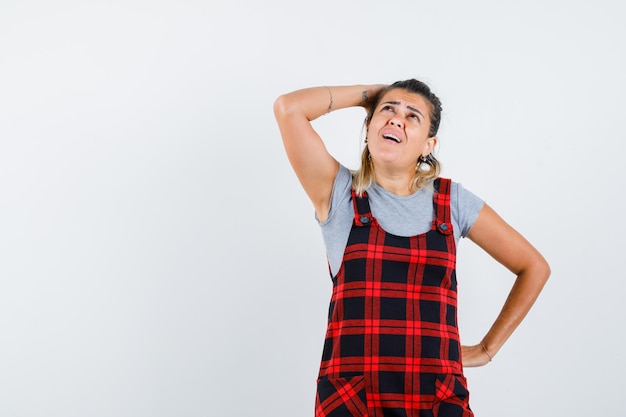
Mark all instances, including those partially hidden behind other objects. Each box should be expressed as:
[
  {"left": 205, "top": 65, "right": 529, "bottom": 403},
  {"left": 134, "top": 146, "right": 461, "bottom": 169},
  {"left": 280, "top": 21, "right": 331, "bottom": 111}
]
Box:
[
  {"left": 273, "top": 94, "right": 295, "bottom": 120},
  {"left": 542, "top": 258, "right": 551, "bottom": 282},
  {"left": 517, "top": 252, "right": 551, "bottom": 286},
  {"left": 534, "top": 254, "right": 551, "bottom": 285}
]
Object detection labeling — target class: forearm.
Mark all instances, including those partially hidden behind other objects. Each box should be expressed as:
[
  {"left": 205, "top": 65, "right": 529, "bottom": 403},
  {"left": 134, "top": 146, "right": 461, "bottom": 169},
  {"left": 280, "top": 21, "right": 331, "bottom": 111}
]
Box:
[
  {"left": 462, "top": 204, "right": 551, "bottom": 367},
  {"left": 480, "top": 262, "right": 550, "bottom": 359},
  {"left": 274, "top": 85, "right": 383, "bottom": 122}
]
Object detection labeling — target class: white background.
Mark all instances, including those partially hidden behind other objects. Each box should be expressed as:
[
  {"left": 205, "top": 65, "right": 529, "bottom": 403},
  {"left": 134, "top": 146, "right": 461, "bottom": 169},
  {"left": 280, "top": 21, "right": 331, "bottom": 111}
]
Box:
[{"left": 1, "top": 0, "right": 624, "bottom": 416}]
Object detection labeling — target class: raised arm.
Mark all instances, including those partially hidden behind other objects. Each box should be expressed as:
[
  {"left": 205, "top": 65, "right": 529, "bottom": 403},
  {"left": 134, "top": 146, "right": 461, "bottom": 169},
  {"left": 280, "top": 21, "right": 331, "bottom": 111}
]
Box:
[
  {"left": 273, "top": 85, "right": 385, "bottom": 221},
  {"left": 462, "top": 204, "right": 551, "bottom": 367}
]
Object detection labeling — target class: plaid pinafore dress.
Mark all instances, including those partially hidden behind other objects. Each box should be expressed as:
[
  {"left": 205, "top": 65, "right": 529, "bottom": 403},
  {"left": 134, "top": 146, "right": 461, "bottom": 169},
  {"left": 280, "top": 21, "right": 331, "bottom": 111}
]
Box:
[{"left": 315, "top": 178, "right": 473, "bottom": 417}]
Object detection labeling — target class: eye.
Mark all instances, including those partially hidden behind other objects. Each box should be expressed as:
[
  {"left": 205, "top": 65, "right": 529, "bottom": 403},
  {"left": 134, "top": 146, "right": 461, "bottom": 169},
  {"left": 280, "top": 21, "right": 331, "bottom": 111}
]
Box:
[{"left": 381, "top": 105, "right": 395, "bottom": 112}]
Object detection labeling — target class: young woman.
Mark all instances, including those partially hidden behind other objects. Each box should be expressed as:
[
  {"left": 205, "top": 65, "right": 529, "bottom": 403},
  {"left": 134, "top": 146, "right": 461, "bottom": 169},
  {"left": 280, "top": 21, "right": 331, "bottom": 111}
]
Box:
[{"left": 273, "top": 79, "right": 550, "bottom": 417}]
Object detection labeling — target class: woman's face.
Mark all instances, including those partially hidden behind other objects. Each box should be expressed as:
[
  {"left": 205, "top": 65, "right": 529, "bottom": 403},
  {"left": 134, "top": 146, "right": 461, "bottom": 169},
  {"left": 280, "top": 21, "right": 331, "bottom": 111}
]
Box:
[{"left": 366, "top": 89, "right": 437, "bottom": 171}]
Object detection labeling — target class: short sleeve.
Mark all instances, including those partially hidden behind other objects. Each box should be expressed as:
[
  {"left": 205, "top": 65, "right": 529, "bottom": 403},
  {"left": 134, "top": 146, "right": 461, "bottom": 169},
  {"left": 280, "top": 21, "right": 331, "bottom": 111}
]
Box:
[
  {"left": 451, "top": 182, "right": 485, "bottom": 238},
  {"left": 315, "top": 164, "right": 353, "bottom": 224}
]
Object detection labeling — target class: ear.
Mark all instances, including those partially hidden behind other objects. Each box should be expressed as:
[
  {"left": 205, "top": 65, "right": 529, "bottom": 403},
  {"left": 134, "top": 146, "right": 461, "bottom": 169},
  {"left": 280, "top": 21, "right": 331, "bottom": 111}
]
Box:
[{"left": 422, "top": 136, "right": 438, "bottom": 156}]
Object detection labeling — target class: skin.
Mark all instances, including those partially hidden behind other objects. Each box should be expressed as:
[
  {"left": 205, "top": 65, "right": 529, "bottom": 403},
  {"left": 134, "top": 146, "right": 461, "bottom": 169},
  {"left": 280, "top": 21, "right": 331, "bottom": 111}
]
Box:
[
  {"left": 273, "top": 84, "right": 550, "bottom": 367},
  {"left": 365, "top": 90, "right": 437, "bottom": 196}
]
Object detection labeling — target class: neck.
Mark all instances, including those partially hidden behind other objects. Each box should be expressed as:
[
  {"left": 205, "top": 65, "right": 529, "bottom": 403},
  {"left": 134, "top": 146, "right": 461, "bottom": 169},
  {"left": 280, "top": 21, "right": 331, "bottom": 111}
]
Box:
[{"left": 373, "top": 167, "right": 413, "bottom": 196}]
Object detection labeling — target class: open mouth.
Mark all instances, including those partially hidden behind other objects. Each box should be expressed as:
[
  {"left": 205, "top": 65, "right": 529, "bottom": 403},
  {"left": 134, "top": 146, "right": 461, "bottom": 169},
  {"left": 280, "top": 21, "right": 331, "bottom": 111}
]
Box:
[{"left": 383, "top": 133, "right": 401, "bottom": 143}]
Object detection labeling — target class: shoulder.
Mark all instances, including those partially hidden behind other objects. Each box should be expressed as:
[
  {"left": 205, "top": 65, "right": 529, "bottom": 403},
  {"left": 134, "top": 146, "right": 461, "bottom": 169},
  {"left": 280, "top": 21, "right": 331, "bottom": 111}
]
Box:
[
  {"left": 448, "top": 179, "right": 485, "bottom": 237},
  {"left": 319, "top": 164, "right": 353, "bottom": 223},
  {"left": 450, "top": 181, "right": 484, "bottom": 206},
  {"left": 332, "top": 164, "right": 354, "bottom": 202},
  {"left": 336, "top": 164, "right": 354, "bottom": 185}
]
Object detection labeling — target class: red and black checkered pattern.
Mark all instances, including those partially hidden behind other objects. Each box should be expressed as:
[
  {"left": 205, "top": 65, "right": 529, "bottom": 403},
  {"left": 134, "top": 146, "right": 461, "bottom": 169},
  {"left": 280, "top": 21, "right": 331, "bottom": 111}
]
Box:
[{"left": 315, "top": 178, "right": 473, "bottom": 417}]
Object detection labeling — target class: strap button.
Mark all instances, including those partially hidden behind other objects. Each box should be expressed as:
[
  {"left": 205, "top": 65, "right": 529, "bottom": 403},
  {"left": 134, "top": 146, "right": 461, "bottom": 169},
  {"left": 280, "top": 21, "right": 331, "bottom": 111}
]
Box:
[
  {"left": 360, "top": 216, "right": 370, "bottom": 224},
  {"left": 439, "top": 223, "right": 449, "bottom": 231}
]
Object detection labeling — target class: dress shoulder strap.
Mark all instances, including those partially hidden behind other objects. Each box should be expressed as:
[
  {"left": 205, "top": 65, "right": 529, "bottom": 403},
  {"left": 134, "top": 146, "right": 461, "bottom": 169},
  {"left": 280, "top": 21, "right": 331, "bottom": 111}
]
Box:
[
  {"left": 350, "top": 189, "right": 377, "bottom": 227},
  {"left": 433, "top": 178, "right": 453, "bottom": 235}
]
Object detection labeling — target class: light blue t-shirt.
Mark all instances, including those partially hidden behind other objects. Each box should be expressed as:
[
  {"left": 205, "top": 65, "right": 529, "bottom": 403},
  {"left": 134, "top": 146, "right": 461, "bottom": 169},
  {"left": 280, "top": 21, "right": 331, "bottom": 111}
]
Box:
[{"left": 319, "top": 165, "right": 485, "bottom": 277}]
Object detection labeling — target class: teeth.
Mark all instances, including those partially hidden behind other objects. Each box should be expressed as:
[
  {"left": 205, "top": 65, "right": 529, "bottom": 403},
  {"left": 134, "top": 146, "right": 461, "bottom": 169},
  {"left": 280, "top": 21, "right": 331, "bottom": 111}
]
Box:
[{"left": 383, "top": 134, "right": 400, "bottom": 143}]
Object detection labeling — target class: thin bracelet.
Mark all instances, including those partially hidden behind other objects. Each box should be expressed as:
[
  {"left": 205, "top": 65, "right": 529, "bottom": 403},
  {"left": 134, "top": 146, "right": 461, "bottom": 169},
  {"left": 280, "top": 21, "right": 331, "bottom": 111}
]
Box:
[
  {"left": 325, "top": 86, "right": 333, "bottom": 114},
  {"left": 480, "top": 343, "right": 493, "bottom": 362}
]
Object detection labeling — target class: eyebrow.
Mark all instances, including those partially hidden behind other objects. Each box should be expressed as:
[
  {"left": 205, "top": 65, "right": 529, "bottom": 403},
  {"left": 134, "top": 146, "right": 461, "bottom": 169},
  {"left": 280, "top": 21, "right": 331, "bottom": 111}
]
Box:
[{"left": 382, "top": 101, "right": 425, "bottom": 120}]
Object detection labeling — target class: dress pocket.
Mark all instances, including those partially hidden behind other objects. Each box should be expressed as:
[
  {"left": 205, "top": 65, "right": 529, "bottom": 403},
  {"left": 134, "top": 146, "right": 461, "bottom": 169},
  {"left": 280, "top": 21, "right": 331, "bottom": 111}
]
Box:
[
  {"left": 315, "top": 375, "right": 369, "bottom": 417},
  {"left": 433, "top": 373, "right": 474, "bottom": 417}
]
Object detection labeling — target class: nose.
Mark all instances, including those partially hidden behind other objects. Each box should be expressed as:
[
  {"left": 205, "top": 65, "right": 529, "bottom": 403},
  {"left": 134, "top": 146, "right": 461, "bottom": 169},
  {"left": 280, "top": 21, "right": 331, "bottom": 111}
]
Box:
[{"left": 389, "top": 118, "right": 403, "bottom": 128}]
